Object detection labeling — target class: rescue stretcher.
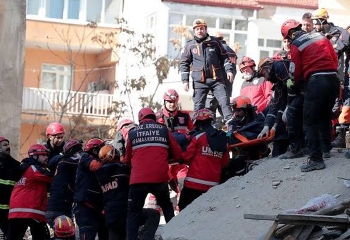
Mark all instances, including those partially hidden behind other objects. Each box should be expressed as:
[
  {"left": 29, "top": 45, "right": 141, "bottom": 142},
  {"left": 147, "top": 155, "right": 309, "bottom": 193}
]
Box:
[{"left": 222, "top": 128, "right": 276, "bottom": 180}]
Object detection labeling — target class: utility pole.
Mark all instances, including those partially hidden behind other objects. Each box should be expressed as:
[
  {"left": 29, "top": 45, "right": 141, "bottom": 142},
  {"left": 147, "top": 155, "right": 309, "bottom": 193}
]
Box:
[{"left": 0, "top": 0, "right": 25, "bottom": 160}]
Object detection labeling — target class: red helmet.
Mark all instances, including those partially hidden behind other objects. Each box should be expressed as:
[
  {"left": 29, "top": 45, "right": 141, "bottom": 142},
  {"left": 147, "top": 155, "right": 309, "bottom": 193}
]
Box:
[
  {"left": 116, "top": 119, "right": 134, "bottom": 132},
  {"left": 192, "top": 109, "right": 214, "bottom": 125},
  {"left": 239, "top": 56, "right": 256, "bottom": 72},
  {"left": 0, "top": 136, "right": 9, "bottom": 144},
  {"left": 98, "top": 145, "right": 120, "bottom": 163},
  {"left": 46, "top": 122, "right": 65, "bottom": 136},
  {"left": 281, "top": 19, "right": 302, "bottom": 39},
  {"left": 230, "top": 96, "right": 252, "bottom": 109},
  {"left": 83, "top": 138, "right": 105, "bottom": 152},
  {"left": 163, "top": 89, "right": 179, "bottom": 103},
  {"left": 54, "top": 215, "right": 75, "bottom": 238},
  {"left": 63, "top": 139, "right": 83, "bottom": 156},
  {"left": 138, "top": 107, "right": 156, "bottom": 123},
  {"left": 28, "top": 144, "right": 49, "bottom": 156}
]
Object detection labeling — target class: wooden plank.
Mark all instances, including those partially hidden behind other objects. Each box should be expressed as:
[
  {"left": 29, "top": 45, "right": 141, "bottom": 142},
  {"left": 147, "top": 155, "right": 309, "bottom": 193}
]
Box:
[
  {"left": 275, "top": 198, "right": 350, "bottom": 238},
  {"left": 278, "top": 214, "right": 350, "bottom": 224},
  {"left": 263, "top": 221, "right": 279, "bottom": 240},
  {"left": 334, "top": 229, "right": 350, "bottom": 240},
  {"left": 296, "top": 226, "right": 314, "bottom": 240}
]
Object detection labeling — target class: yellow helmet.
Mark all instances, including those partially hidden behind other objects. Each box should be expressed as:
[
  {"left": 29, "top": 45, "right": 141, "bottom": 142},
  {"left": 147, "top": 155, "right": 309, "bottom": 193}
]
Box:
[
  {"left": 192, "top": 19, "right": 207, "bottom": 29},
  {"left": 311, "top": 8, "right": 329, "bottom": 20}
]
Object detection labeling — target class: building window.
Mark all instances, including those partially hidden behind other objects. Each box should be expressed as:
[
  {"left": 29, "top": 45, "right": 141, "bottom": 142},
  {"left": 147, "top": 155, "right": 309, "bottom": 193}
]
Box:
[
  {"left": 46, "top": 0, "right": 64, "bottom": 19},
  {"left": 258, "top": 38, "right": 264, "bottom": 47},
  {"left": 41, "top": 64, "right": 73, "bottom": 91},
  {"left": 259, "top": 50, "right": 270, "bottom": 59},
  {"left": 26, "top": 0, "right": 108, "bottom": 22},
  {"left": 235, "top": 20, "right": 248, "bottom": 31},
  {"left": 266, "top": 39, "right": 282, "bottom": 48},
  {"left": 219, "top": 18, "right": 232, "bottom": 29},
  {"left": 68, "top": 0, "right": 80, "bottom": 19},
  {"left": 27, "top": 0, "right": 41, "bottom": 15},
  {"left": 86, "top": 0, "right": 102, "bottom": 22}
]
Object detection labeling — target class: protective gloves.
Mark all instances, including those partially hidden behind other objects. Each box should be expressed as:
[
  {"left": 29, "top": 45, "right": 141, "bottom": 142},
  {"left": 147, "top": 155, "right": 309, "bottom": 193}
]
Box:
[
  {"left": 286, "top": 79, "right": 295, "bottom": 89},
  {"left": 258, "top": 126, "right": 269, "bottom": 139}
]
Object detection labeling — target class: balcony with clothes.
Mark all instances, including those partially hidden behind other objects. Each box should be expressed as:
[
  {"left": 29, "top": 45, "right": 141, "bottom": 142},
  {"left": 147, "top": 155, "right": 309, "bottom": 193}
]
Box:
[{"left": 22, "top": 87, "right": 114, "bottom": 117}]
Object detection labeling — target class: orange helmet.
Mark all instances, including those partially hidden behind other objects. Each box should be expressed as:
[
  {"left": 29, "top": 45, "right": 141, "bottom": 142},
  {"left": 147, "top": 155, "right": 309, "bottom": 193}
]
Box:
[
  {"left": 98, "top": 145, "right": 120, "bottom": 163},
  {"left": 163, "top": 89, "right": 179, "bottom": 103},
  {"left": 28, "top": 144, "right": 49, "bottom": 156},
  {"left": 192, "top": 109, "right": 214, "bottom": 125},
  {"left": 281, "top": 19, "right": 301, "bottom": 39},
  {"left": 138, "top": 107, "right": 156, "bottom": 123},
  {"left": 230, "top": 96, "right": 252, "bottom": 109},
  {"left": 46, "top": 122, "right": 65, "bottom": 136},
  {"left": 192, "top": 19, "right": 207, "bottom": 29},
  {"left": 239, "top": 56, "right": 255, "bottom": 72},
  {"left": 311, "top": 8, "right": 329, "bottom": 20},
  {"left": 258, "top": 57, "right": 274, "bottom": 77},
  {"left": 83, "top": 137, "right": 105, "bottom": 152},
  {"left": 54, "top": 215, "right": 75, "bottom": 238}
]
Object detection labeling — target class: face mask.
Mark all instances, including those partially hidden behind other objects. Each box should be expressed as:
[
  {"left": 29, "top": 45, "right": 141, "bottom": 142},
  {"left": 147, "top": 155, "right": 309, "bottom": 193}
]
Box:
[
  {"left": 242, "top": 72, "right": 253, "bottom": 81},
  {"left": 71, "top": 152, "right": 82, "bottom": 160}
]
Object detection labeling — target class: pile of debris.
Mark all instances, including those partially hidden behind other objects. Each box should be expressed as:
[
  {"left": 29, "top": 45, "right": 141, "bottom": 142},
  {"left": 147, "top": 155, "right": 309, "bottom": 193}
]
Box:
[{"left": 246, "top": 197, "right": 350, "bottom": 239}]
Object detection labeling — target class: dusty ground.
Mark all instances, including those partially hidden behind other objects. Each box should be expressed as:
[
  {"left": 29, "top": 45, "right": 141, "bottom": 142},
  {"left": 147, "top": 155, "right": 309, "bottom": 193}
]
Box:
[{"left": 160, "top": 149, "right": 350, "bottom": 240}]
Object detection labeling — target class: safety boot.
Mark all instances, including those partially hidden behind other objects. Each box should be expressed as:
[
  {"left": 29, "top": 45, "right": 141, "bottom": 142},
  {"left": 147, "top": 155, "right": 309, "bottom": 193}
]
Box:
[{"left": 331, "top": 126, "right": 347, "bottom": 148}]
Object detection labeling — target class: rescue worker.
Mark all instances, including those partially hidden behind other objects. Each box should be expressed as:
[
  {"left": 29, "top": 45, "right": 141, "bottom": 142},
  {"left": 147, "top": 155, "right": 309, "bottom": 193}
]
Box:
[
  {"left": 156, "top": 89, "right": 193, "bottom": 211},
  {"left": 112, "top": 118, "right": 137, "bottom": 160},
  {"left": 46, "top": 139, "right": 82, "bottom": 227},
  {"left": 53, "top": 215, "right": 75, "bottom": 240},
  {"left": 124, "top": 107, "right": 182, "bottom": 240},
  {"left": 95, "top": 145, "right": 160, "bottom": 240},
  {"left": 239, "top": 56, "right": 273, "bottom": 113},
  {"left": 7, "top": 144, "right": 52, "bottom": 240},
  {"left": 258, "top": 57, "right": 305, "bottom": 159},
  {"left": 45, "top": 122, "right": 65, "bottom": 164},
  {"left": 180, "top": 18, "right": 234, "bottom": 122},
  {"left": 206, "top": 32, "right": 237, "bottom": 123},
  {"left": 257, "top": 56, "right": 291, "bottom": 157},
  {"left": 280, "top": 19, "right": 340, "bottom": 172},
  {"left": 178, "top": 108, "right": 229, "bottom": 210},
  {"left": 311, "top": 8, "right": 350, "bottom": 148},
  {"left": 73, "top": 137, "right": 108, "bottom": 240},
  {"left": 0, "top": 137, "right": 21, "bottom": 237},
  {"left": 301, "top": 12, "right": 314, "bottom": 33},
  {"left": 224, "top": 96, "right": 269, "bottom": 179}
]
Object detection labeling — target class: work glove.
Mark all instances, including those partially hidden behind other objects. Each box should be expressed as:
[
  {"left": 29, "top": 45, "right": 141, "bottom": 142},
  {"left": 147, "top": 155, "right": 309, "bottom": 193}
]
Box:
[
  {"left": 286, "top": 79, "right": 295, "bottom": 89},
  {"left": 258, "top": 126, "right": 269, "bottom": 139}
]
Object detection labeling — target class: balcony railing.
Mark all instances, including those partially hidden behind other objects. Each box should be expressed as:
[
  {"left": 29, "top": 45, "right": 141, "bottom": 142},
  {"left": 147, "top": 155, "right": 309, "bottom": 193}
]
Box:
[{"left": 22, "top": 87, "right": 113, "bottom": 117}]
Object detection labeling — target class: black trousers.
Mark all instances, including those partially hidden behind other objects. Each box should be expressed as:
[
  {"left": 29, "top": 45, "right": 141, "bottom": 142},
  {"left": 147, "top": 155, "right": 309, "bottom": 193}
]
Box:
[
  {"left": 73, "top": 202, "right": 108, "bottom": 240},
  {"left": 127, "top": 183, "right": 173, "bottom": 240},
  {"left": 303, "top": 73, "right": 340, "bottom": 161},
  {"left": 7, "top": 218, "right": 47, "bottom": 240},
  {"left": 193, "top": 79, "right": 232, "bottom": 121},
  {"left": 178, "top": 186, "right": 206, "bottom": 211}
]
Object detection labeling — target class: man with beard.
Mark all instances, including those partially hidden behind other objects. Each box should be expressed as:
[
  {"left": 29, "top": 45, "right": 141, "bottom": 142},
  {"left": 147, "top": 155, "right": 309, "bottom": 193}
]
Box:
[
  {"left": 180, "top": 18, "right": 234, "bottom": 123},
  {"left": 0, "top": 136, "right": 21, "bottom": 237},
  {"left": 45, "top": 122, "right": 66, "bottom": 171}
]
